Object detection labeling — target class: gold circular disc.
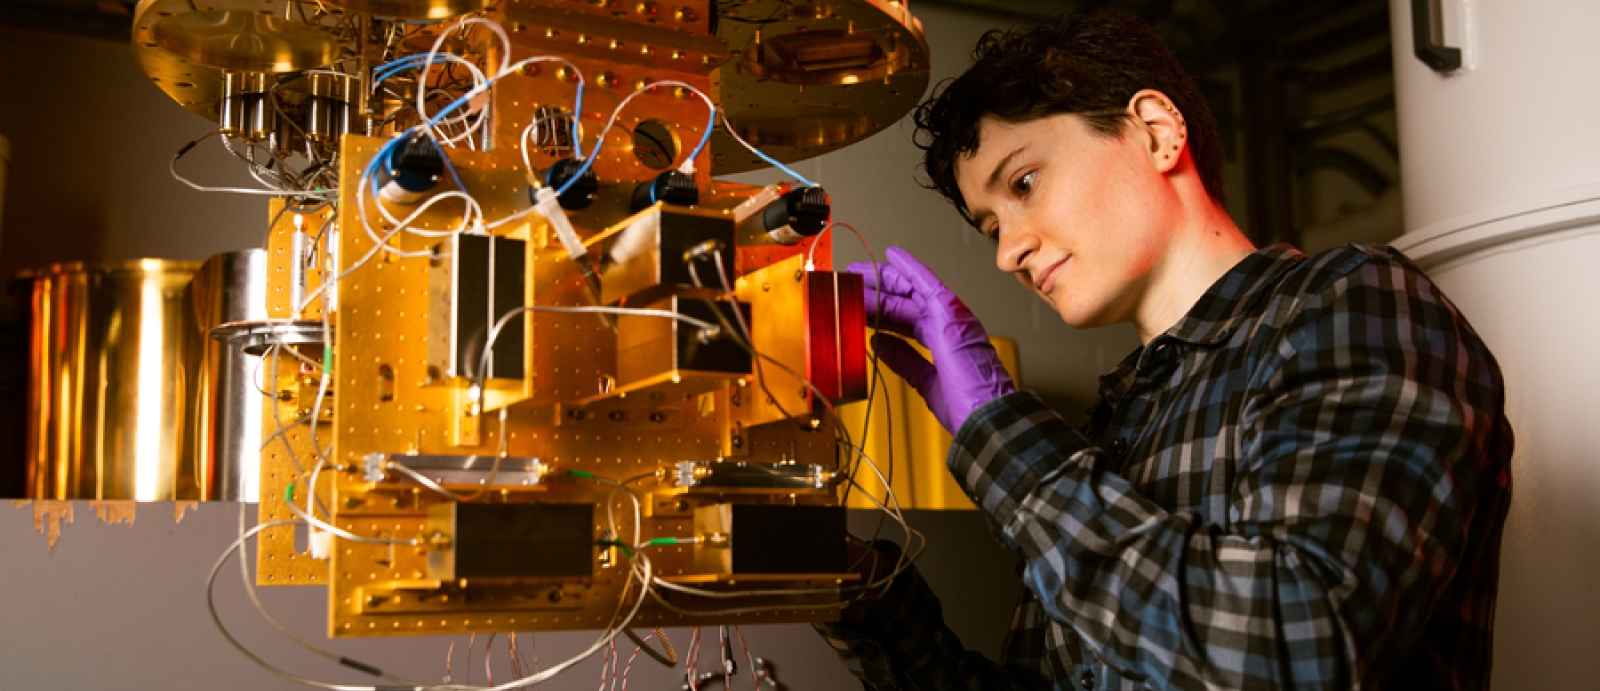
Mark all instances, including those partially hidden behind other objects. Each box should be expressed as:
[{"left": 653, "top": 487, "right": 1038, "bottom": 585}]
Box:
[
  {"left": 712, "top": 0, "right": 931, "bottom": 175},
  {"left": 323, "top": 0, "right": 488, "bottom": 21}
]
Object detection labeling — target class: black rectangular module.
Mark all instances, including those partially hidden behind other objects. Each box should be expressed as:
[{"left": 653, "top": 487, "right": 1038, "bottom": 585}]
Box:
[
  {"left": 452, "top": 502, "right": 594, "bottom": 580},
  {"left": 675, "top": 299, "right": 753, "bottom": 375},
  {"left": 657, "top": 212, "right": 736, "bottom": 291},
  {"left": 433, "top": 234, "right": 526, "bottom": 380},
  {"left": 729, "top": 505, "right": 846, "bottom": 575},
  {"left": 600, "top": 206, "right": 736, "bottom": 306}
]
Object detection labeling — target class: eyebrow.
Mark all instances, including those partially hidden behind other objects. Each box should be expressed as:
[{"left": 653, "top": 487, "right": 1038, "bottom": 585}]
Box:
[{"left": 985, "top": 145, "right": 1028, "bottom": 193}]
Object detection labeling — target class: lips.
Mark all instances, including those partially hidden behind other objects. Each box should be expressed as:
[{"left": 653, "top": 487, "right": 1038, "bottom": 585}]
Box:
[{"left": 1035, "top": 256, "right": 1070, "bottom": 295}]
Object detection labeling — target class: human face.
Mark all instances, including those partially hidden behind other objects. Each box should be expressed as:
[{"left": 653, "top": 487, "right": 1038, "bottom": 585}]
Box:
[{"left": 956, "top": 113, "right": 1178, "bottom": 330}]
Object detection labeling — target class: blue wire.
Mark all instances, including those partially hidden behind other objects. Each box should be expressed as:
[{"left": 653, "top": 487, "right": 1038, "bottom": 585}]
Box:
[
  {"left": 368, "top": 127, "right": 466, "bottom": 202},
  {"left": 372, "top": 54, "right": 439, "bottom": 83},
  {"left": 555, "top": 148, "right": 599, "bottom": 198},
  {"left": 367, "top": 53, "right": 588, "bottom": 203},
  {"left": 556, "top": 87, "right": 711, "bottom": 196},
  {"left": 755, "top": 147, "right": 817, "bottom": 188},
  {"left": 570, "top": 81, "right": 586, "bottom": 160},
  {"left": 684, "top": 106, "right": 716, "bottom": 167}
]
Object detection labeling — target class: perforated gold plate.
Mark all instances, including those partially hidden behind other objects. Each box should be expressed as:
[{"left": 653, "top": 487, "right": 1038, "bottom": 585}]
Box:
[
  {"left": 318, "top": 136, "right": 846, "bottom": 637},
  {"left": 255, "top": 201, "right": 338, "bottom": 586}
]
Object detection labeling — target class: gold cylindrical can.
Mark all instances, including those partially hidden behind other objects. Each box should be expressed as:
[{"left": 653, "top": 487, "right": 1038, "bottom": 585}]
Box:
[{"left": 22, "top": 260, "right": 199, "bottom": 500}]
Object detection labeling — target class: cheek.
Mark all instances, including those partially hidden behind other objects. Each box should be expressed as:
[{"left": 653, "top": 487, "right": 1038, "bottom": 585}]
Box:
[{"left": 1014, "top": 271, "right": 1037, "bottom": 295}]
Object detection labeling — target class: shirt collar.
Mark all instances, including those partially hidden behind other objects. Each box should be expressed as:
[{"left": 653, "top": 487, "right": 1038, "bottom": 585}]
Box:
[
  {"left": 1091, "top": 244, "right": 1305, "bottom": 419},
  {"left": 1158, "top": 243, "right": 1306, "bottom": 348}
]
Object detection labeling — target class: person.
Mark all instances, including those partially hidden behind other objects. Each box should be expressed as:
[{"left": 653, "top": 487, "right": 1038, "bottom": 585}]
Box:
[{"left": 816, "top": 10, "right": 1513, "bottom": 691}]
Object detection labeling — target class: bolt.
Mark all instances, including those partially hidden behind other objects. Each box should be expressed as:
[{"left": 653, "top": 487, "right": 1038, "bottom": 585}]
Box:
[
  {"left": 609, "top": 410, "right": 626, "bottom": 421},
  {"left": 548, "top": 589, "right": 563, "bottom": 603},
  {"left": 649, "top": 412, "right": 666, "bottom": 423}
]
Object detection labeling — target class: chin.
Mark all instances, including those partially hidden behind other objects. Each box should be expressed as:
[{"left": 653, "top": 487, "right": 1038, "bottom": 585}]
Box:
[{"left": 1047, "top": 294, "right": 1118, "bottom": 330}]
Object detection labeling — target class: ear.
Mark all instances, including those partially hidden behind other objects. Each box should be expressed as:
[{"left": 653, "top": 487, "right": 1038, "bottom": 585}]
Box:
[{"left": 1127, "top": 89, "right": 1188, "bottom": 175}]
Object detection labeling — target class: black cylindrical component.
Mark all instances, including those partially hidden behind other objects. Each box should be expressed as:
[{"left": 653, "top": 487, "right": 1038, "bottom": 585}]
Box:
[
  {"left": 541, "top": 158, "right": 598, "bottom": 211},
  {"left": 378, "top": 134, "right": 445, "bottom": 205},
  {"left": 631, "top": 170, "right": 700, "bottom": 212},
  {"left": 763, "top": 186, "right": 830, "bottom": 244}
]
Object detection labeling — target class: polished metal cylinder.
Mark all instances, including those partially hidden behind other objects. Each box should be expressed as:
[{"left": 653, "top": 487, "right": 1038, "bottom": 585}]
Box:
[
  {"left": 304, "top": 73, "right": 354, "bottom": 143},
  {"left": 220, "top": 72, "right": 271, "bottom": 140},
  {"left": 242, "top": 94, "right": 276, "bottom": 143},
  {"left": 22, "top": 260, "right": 199, "bottom": 500},
  {"left": 179, "top": 250, "right": 267, "bottom": 502}
]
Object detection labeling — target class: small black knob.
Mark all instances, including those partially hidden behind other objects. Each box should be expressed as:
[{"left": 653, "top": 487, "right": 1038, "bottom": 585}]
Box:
[
  {"left": 540, "top": 158, "right": 598, "bottom": 211},
  {"left": 379, "top": 134, "right": 444, "bottom": 204},
  {"left": 632, "top": 170, "right": 700, "bottom": 212},
  {"left": 762, "top": 186, "right": 829, "bottom": 245}
]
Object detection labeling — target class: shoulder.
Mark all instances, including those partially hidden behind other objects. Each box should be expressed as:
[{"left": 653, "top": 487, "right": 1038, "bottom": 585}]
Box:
[{"left": 1274, "top": 244, "right": 1431, "bottom": 300}]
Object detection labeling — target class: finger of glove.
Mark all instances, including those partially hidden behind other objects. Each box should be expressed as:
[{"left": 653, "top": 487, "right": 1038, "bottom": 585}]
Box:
[
  {"left": 847, "top": 260, "right": 915, "bottom": 297},
  {"left": 862, "top": 289, "right": 928, "bottom": 339},
  {"left": 853, "top": 262, "right": 929, "bottom": 337},
  {"left": 870, "top": 333, "right": 938, "bottom": 394},
  {"left": 884, "top": 246, "right": 982, "bottom": 347},
  {"left": 885, "top": 247, "right": 955, "bottom": 297}
]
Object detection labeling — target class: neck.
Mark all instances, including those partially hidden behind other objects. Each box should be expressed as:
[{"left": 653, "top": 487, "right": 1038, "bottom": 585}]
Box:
[{"left": 1133, "top": 192, "right": 1255, "bottom": 344}]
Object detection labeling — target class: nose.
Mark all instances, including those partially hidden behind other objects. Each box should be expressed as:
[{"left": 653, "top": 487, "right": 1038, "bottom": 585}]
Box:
[{"left": 995, "top": 219, "right": 1038, "bottom": 278}]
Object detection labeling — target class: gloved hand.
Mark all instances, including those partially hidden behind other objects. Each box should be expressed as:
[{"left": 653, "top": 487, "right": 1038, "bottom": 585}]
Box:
[{"left": 847, "top": 247, "right": 1015, "bottom": 434}]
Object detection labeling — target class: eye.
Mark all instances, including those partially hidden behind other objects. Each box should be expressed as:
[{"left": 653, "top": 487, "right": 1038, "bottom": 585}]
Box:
[
  {"left": 977, "top": 220, "right": 1000, "bottom": 243},
  {"left": 1011, "top": 170, "right": 1037, "bottom": 197}
]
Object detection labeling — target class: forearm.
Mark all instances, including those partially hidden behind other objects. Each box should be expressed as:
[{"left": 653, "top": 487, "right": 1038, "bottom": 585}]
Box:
[{"left": 950, "top": 391, "right": 1470, "bottom": 690}]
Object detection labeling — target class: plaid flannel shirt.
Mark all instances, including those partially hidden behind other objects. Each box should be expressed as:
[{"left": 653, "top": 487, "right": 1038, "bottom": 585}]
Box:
[{"left": 817, "top": 244, "right": 1514, "bottom": 690}]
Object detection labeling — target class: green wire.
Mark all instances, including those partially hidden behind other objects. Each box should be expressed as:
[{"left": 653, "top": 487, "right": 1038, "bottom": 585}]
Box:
[
  {"left": 598, "top": 539, "right": 634, "bottom": 558},
  {"left": 285, "top": 482, "right": 296, "bottom": 504},
  {"left": 568, "top": 470, "right": 594, "bottom": 480}
]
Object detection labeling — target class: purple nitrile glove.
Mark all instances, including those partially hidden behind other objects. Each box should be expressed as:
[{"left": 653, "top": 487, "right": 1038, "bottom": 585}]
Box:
[{"left": 847, "top": 246, "right": 1016, "bottom": 434}]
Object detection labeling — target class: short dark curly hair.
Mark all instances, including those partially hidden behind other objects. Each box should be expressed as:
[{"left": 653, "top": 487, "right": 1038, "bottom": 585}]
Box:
[{"left": 915, "top": 11, "right": 1224, "bottom": 226}]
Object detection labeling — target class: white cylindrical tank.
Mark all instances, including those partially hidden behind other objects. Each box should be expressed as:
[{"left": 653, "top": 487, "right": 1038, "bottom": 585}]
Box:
[{"left": 1388, "top": 0, "right": 1600, "bottom": 686}]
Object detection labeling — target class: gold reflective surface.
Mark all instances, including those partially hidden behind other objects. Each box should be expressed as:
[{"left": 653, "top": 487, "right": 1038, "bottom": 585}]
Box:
[
  {"left": 178, "top": 251, "right": 269, "bottom": 502},
  {"left": 839, "top": 336, "right": 1021, "bottom": 511},
  {"left": 132, "top": 0, "right": 344, "bottom": 122},
  {"left": 22, "top": 261, "right": 200, "bottom": 501},
  {"left": 325, "top": 0, "right": 488, "bottom": 21},
  {"left": 150, "top": 12, "right": 339, "bottom": 72},
  {"left": 712, "top": 0, "right": 931, "bottom": 173},
  {"left": 119, "top": 0, "right": 947, "bottom": 640}
]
